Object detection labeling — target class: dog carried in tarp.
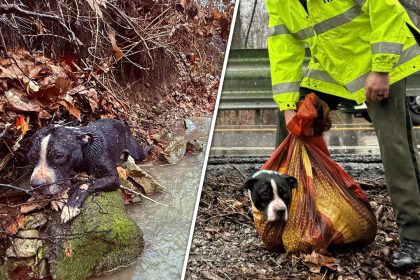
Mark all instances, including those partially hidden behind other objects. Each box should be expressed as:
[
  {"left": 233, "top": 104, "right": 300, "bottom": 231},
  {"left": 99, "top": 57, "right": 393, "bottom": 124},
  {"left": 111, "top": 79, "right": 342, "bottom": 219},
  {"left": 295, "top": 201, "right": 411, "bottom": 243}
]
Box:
[{"left": 248, "top": 93, "right": 377, "bottom": 253}]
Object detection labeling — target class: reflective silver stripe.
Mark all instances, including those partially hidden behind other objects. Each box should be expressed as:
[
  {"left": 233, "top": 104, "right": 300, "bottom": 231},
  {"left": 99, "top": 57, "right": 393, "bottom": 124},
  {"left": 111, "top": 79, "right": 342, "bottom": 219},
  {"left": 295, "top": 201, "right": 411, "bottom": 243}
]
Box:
[
  {"left": 269, "top": 25, "right": 290, "bottom": 37},
  {"left": 396, "top": 44, "right": 420, "bottom": 66},
  {"left": 290, "top": 5, "right": 361, "bottom": 40},
  {"left": 354, "top": 0, "right": 367, "bottom": 7},
  {"left": 305, "top": 69, "right": 338, "bottom": 84},
  {"left": 272, "top": 82, "right": 300, "bottom": 94},
  {"left": 294, "top": 27, "right": 315, "bottom": 40},
  {"left": 345, "top": 72, "right": 369, "bottom": 93},
  {"left": 344, "top": 44, "right": 420, "bottom": 93},
  {"left": 372, "top": 42, "right": 403, "bottom": 55},
  {"left": 314, "top": 6, "right": 361, "bottom": 35}
]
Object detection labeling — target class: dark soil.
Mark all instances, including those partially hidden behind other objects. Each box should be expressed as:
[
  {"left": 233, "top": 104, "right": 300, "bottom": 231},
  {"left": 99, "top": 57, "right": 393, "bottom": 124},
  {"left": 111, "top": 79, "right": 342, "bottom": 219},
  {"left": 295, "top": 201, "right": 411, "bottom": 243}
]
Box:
[{"left": 185, "top": 155, "right": 420, "bottom": 280}]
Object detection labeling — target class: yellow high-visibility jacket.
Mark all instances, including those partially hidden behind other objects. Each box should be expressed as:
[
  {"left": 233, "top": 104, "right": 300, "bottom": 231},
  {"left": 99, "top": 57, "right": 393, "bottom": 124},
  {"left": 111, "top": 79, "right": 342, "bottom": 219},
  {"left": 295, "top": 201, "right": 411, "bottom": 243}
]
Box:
[{"left": 267, "top": 0, "right": 420, "bottom": 111}]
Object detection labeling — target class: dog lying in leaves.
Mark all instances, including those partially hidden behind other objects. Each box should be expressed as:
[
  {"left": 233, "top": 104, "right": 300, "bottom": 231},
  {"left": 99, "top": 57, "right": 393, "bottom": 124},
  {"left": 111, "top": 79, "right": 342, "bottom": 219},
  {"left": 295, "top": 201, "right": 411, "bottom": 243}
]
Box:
[{"left": 28, "top": 119, "right": 153, "bottom": 223}]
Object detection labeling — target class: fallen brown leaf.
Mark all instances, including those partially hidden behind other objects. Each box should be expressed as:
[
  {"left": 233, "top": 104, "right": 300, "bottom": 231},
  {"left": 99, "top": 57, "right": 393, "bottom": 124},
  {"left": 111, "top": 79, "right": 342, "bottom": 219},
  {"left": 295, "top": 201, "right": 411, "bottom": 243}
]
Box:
[
  {"left": 107, "top": 27, "right": 124, "bottom": 60},
  {"left": 232, "top": 200, "right": 245, "bottom": 214},
  {"left": 301, "top": 251, "right": 337, "bottom": 274},
  {"left": 117, "top": 166, "right": 128, "bottom": 179},
  {"left": 36, "top": 77, "right": 71, "bottom": 104},
  {"left": 0, "top": 58, "right": 11, "bottom": 66},
  {"left": 64, "top": 247, "right": 73, "bottom": 257},
  {"left": 27, "top": 65, "right": 42, "bottom": 79},
  {"left": 213, "top": 9, "right": 221, "bottom": 20},
  {"left": 15, "top": 115, "right": 29, "bottom": 138},
  {"left": 58, "top": 100, "right": 81, "bottom": 121},
  {"left": 6, "top": 213, "right": 25, "bottom": 235},
  {"left": 0, "top": 65, "right": 16, "bottom": 79},
  {"left": 5, "top": 89, "right": 42, "bottom": 113},
  {"left": 20, "top": 198, "right": 44, "bottom": 214}
]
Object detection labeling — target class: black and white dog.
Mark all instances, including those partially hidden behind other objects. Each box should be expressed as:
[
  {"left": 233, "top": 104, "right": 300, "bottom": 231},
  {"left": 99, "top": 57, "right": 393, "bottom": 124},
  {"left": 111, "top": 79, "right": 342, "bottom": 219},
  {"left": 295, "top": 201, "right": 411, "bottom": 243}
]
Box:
[
  {"left": 27, "top": 119, "right": 153, "bottom": 223},
  {"left": 244, "top": 170, "right": 298, "bottom": 222}
]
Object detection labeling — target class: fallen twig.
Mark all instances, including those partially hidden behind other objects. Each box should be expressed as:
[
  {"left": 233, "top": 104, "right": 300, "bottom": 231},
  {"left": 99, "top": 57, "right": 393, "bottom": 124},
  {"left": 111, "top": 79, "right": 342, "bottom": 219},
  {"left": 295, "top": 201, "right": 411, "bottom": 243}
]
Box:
[
  {"left": 375, "top": 204, "right": 384, "bottom": 221},
  {"left": 0, "top": 183, "right": 32, "bottom": 194},
  {"left": 0, "top": 152, "right": 13, "bottom": 171},
  {"left": 225, "top": 160, "right": 247, "bottom": 180},
  {"left": 0, "top": 229, "right": 111, "bottom": 240},
  {"left": 203, "top": 212, "right": 249, "bottom": 223},
  {"left": 120, "top": 185, "right": 168, "bottom": 207},
  {"left": 200, "top": 257, "right": 232, "bottom": 280},
  {"left": 0, "top": 124, "right": 11, "bottom": 142}
]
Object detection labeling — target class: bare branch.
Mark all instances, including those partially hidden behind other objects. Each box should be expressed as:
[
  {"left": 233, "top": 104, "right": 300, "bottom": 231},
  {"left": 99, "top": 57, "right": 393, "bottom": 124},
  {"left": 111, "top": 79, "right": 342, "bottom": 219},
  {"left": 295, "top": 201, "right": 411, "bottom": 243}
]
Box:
[
  {"left": 0, "top": 3, "right": 82, "bottom": 49},
  {"left": 120, "top": 185, "right": 168, "bottom": 207},
  {"left": 0, "top": 183, "right": 32, "bottom": 194}
]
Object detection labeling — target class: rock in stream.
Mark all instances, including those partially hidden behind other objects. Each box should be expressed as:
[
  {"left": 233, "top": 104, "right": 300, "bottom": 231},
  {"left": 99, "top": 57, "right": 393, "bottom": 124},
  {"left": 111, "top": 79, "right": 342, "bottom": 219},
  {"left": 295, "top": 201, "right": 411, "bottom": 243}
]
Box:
[{"left": 47, "top": 191, "right": 143, "bottom": 280}]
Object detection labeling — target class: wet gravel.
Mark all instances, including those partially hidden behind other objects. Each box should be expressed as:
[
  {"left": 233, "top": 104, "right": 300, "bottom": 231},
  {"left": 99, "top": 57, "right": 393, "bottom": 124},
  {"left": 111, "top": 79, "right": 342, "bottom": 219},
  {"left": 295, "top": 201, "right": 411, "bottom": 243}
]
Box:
[{"left": 185, "top": 155, "right": 420, "bottom": 280}]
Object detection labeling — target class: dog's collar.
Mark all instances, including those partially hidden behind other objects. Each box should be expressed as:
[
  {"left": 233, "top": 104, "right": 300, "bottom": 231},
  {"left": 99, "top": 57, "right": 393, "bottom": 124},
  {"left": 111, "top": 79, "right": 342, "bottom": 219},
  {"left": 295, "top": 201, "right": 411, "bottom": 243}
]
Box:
[{"left": 252, "top": 169, "right": 283, "bottom": 178}]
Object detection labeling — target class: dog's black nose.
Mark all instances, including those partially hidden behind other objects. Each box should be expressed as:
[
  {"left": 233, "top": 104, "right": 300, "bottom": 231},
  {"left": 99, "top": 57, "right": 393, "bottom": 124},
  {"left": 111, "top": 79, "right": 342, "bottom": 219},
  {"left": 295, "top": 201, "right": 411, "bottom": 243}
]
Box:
[
  {"left": 276, "top": 209, "right": 285, "bottom": 216},
  {"left": 30, "top": 177, "right": 48, "bottom": 188}
]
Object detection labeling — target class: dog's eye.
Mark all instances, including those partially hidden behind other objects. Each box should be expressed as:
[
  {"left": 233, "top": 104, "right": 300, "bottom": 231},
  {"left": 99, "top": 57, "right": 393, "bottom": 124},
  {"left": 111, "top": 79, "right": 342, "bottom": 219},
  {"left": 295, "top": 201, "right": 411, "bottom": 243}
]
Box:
[
  {"left": 28, "top": 150, "right": 39, "bottom": 163},
  {"left": 260, "top": 192, "right": 270, "bottom": 200},
  {"left": 55, "top": 153, "right": 65, "bottom": 160}
]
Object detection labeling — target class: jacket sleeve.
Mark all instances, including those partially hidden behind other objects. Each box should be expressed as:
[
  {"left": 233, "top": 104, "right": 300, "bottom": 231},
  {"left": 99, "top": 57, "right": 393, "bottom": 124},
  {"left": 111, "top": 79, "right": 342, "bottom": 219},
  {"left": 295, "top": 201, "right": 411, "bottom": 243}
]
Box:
[
  {"left": 358, "top": 0, "right": 407, "bottom": 72},
  {"left": 266, "top": 0, "right": 305, "bottom": 111}
]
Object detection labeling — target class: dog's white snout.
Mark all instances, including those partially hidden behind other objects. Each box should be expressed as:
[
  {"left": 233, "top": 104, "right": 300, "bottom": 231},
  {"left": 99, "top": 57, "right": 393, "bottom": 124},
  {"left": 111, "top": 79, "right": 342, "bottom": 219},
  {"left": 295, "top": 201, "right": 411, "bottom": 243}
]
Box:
[
  {"left": 30, "top": 167, "right": 56, "bottom": 186},
  {"left": 267, "top": 202, "right": 288, "bottom": 222},
  {"left": 30, "top": 134, "right": 57, "bottom": 189},
  {"left": 266, "top": 178, "right": 288, "bottom": 222}
]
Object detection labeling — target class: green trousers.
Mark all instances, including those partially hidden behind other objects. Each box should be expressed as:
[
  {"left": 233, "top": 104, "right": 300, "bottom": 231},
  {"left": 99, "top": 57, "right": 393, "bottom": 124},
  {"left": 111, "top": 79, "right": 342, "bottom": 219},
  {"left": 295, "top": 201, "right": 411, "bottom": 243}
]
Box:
[{"left": 367, "top": 79, "right": 420, "bottom": 241}]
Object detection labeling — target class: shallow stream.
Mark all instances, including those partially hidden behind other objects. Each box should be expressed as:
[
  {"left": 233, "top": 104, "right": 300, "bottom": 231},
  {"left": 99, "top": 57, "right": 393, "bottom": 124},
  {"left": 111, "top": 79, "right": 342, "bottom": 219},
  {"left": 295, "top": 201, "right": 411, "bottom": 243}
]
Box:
[{"left": 91, "top": 117, "right": 211, "bottom": 280}]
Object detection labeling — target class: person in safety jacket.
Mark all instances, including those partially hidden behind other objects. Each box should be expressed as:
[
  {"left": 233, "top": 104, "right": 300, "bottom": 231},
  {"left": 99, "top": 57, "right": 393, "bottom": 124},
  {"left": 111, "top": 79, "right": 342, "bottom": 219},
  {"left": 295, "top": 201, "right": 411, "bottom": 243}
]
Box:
[{"left": 267, "top": 0, "right": 420, "bottom": 269}]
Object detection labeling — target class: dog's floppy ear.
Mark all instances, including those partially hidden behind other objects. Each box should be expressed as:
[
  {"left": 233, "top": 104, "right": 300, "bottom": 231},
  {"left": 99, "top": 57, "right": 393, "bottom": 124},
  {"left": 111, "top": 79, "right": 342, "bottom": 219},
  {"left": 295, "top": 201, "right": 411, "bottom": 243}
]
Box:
[
  {"left": 285, "top": 175, "right": 298, "bottom": 188},
  {"left": 243, "top": 178, "right": 257, "bottom": 191},
  {"left": 77, "top": 133, "right": 94, "bottom": 145}
]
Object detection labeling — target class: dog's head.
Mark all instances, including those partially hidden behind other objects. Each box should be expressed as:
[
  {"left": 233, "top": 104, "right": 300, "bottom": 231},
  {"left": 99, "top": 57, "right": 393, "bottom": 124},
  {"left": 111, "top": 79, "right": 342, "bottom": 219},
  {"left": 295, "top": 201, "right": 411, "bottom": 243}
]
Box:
[
  {"left": 244, "top": 170, "right": 297, "bottom": 223},
  {"left": 27, "top": 125, "right": 92, "bottom": 195}
]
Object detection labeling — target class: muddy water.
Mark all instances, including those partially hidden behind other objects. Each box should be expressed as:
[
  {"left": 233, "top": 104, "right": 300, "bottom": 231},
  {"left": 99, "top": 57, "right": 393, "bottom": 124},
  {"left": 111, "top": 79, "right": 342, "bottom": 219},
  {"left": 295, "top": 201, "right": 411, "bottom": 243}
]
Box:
[{"left": 91, "top": 117, "right": 211, "bottom": 280}]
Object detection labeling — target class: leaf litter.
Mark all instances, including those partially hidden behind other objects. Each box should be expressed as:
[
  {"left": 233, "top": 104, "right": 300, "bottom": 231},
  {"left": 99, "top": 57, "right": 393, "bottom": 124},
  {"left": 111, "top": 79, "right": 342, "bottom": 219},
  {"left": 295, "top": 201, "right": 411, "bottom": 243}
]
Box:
[{"left": 186, "top": 160, "right": 420, "bottom": 280}]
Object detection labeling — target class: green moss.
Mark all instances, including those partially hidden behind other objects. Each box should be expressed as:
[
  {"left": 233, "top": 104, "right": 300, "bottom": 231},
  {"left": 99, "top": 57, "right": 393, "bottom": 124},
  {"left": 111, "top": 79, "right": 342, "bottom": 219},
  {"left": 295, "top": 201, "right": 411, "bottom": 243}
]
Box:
[
  {"left": 0, "top": 259, "right": 12, "bottom": 280},
  {"left": 51, "top": 191, "right": 143, "bottom": 280}
]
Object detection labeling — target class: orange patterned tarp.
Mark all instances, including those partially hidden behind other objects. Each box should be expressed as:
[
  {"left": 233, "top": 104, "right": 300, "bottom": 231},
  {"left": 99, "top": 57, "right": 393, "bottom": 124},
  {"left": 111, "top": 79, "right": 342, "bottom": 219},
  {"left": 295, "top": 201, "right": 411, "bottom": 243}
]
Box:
[{"left": 253, "top": 93, "right": 377, "bottom": 253}]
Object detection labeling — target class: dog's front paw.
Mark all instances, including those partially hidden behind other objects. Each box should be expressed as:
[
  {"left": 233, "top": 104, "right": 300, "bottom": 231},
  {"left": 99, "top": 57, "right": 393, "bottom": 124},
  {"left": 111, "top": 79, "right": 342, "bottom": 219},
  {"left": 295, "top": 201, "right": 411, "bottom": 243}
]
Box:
[
  {"left": 51, "top": 188, "right": 70, "bottom": 211},
  {"left": 60, "top": 205, "right": 81, "bottom": 223},
  {"left": 51, "top": 200, "right": 64, "bottom": 211}
]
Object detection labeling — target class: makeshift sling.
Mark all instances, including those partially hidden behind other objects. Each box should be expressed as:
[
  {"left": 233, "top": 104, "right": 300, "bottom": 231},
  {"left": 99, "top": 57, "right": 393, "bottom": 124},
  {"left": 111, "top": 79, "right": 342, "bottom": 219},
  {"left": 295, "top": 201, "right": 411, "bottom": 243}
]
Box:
[{"left": 252, "top": 93, "right": 377, "bottom": 253}]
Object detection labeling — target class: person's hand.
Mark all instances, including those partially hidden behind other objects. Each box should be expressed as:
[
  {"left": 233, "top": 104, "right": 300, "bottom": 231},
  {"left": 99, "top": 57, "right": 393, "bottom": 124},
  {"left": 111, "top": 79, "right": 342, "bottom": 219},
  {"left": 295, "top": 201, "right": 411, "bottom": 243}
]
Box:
[
  {"left": 284, "top": 110, "right": 296, "bottom": 126},
  {"left": 365, "top": 72, "right": 390, "bottom": 103}
]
